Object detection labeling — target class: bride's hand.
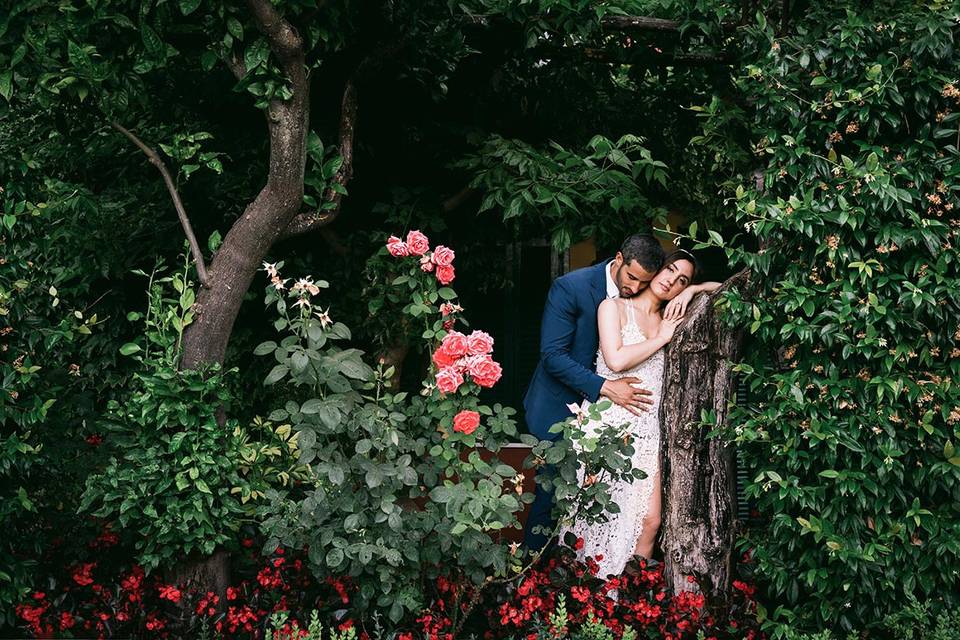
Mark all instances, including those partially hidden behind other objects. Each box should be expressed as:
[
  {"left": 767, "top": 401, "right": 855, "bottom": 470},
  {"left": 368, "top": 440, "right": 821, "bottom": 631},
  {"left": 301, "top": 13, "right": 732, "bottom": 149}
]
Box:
[{"left": 657, "top": 317, "right": 683, "bottom": 341}]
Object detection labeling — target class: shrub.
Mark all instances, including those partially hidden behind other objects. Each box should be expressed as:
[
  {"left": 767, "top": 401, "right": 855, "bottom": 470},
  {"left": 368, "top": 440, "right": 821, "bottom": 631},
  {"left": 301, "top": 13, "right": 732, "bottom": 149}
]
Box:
[{"left": 693, "top": 4, "right": 960, "bottom": 634}]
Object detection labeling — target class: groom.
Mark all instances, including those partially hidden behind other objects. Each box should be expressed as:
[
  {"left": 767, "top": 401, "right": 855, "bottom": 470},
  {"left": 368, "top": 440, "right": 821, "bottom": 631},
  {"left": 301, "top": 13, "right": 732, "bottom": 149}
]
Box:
[{"left": 523, "top": 234, "right": 702, "bottom": 551}]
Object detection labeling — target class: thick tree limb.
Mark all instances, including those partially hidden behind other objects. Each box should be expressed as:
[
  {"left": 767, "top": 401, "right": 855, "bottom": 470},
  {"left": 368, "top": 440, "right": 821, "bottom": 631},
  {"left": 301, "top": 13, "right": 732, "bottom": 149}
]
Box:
[
  {"left": 600, "top": 15, "right": 739, "bottom": 34},
  {"left": 246, "top": 0, "right": 303, "bottom": 68},
  {"left": 180, "top": 2, "right": 310, "bottom": 370},
  {"left": 281, "top": 76, "right": 357, "bottom": 239},
  {"left": 111, "top": 121, "right": 209, "bottom": 286},
  {"left": 600, "top": 15, "right": 682, "bottom": 31},
  {"left": 661, "top": 267, "right": 751, "bottom": 601},
  {"left": 529, "top": 44, "right": 731, "bottom": 66}
]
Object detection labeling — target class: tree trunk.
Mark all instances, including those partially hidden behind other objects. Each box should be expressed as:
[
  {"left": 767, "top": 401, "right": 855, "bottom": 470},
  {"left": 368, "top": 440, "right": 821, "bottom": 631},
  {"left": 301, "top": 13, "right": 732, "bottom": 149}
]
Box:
[{"left": 660, "top": 270, "right": 749, "bottom": 602}]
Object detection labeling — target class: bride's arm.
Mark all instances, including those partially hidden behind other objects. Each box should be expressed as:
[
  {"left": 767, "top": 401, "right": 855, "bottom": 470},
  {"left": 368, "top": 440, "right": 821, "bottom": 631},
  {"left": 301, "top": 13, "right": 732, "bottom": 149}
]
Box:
[{"left": 597, "top": 299, "right": 672, "bottom": 373}]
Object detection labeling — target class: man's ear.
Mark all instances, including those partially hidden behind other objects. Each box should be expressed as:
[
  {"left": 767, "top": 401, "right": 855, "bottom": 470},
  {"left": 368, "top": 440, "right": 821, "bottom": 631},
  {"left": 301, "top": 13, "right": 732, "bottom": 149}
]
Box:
[{"left": 613, "top": 252, "right": 623, "bottom": 268}]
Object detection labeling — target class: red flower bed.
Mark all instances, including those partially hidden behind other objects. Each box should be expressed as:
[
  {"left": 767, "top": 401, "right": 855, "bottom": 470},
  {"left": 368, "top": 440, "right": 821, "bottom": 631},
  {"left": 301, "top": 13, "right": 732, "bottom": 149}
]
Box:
[{"left": 17, "top": 537, "right": 762, "bottom": 639}]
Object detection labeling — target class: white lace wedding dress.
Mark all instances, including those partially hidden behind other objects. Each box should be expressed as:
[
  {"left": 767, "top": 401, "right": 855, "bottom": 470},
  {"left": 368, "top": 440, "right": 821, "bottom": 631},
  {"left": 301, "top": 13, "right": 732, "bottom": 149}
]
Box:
[{"left": 564, "top": 301, "right": 664, "bottom": 578}]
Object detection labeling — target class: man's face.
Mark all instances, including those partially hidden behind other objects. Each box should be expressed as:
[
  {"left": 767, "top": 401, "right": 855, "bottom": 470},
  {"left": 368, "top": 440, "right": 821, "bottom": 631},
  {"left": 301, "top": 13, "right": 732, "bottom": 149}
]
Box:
[{"left": 612, "top": 253, "right": 657, "bottom": 298}]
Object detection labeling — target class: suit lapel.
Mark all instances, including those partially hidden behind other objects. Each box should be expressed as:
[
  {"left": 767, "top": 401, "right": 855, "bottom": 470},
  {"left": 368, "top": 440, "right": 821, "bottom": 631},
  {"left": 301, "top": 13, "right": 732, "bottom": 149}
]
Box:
[{"left": 591, "top": 260, "right": 611, "bottom": 308}]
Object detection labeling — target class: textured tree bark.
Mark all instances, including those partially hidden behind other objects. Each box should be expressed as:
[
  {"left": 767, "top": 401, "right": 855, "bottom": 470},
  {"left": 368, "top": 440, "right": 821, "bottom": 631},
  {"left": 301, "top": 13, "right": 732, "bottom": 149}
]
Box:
[{"left": 660, "top": 270, "right": 749, "bottom": 602}]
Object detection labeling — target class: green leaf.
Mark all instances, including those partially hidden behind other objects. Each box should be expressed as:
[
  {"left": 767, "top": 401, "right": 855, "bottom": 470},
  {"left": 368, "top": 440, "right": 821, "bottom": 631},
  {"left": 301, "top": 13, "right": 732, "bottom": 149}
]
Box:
[
  {"left": 0, "top": 70, "right": 12, "bottom": 101},
  {"left": 253, "top": 341, "right": 277, "bottom": 356},
  {"left": 326, "top": 548, "right": 344, "bottom": 567},
  {"left": 264, "top": 364, "right": 289, "bottom": 385},
  {"left": 226, "top": 17, "right": 244, "bottom": 41},
  {"left": 119, "top": 342, "right": 142, "bottom": 356},
  {"left": 195, "top": 479, "right": 212, "bottom": 494},
  {"left": 301, "top": 399, "right": 324, "bottom": 414},
  {"left": 179, "top": 0, "right": 201, "bottom": 15}
]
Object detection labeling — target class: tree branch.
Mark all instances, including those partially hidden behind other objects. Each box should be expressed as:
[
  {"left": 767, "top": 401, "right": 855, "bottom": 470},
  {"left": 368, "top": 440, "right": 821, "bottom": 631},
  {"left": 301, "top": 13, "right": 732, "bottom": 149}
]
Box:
[
  {"left": 111, "top": 121, "right": 209, "bottom": 286},
  {"left": 600, "top": 15, "right": 682, "bottom": 31},
  {"left": 281, "top": 76, "right": 358, "bottom": 239},
  {"left": 224, "top": 53, "right": 247, "bottom": 81},
  {"left": 600, "top": 15, "right": 738, "bottom": 34},
  {"left": 247, "top": 0, "right": 303, "bottom": 68}
]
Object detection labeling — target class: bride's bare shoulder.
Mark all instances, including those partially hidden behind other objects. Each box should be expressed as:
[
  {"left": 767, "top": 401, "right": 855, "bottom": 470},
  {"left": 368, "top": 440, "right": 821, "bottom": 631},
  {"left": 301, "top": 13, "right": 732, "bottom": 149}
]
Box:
[{"left": 598, "top": 298, "right": 623, "bottom": 317}]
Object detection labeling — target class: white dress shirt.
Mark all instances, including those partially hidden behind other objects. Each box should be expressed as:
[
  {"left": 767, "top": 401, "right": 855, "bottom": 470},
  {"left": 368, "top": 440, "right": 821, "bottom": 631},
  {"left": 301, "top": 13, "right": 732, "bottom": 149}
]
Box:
[{"left": 605, "top": 261, "right": 619, "bottom": 299}]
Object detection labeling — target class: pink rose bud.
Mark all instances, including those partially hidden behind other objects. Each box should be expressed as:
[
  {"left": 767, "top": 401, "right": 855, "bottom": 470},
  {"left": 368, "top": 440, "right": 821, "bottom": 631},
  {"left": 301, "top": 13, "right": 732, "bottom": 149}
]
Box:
[
  {"left": 436, "top": 264, "right": 455, "bottom": 285},
  {"left": 466, "top": 330, "right": 494, "bottom": 356},
  {"left": 432, "top": 245, "right": 455, "bottom": 267},
  {"left": 420, "top": 254, "right": 435, "bottom": 272},
  {"left": 406, "top": 230, "right": 430, "bottom": 256}
]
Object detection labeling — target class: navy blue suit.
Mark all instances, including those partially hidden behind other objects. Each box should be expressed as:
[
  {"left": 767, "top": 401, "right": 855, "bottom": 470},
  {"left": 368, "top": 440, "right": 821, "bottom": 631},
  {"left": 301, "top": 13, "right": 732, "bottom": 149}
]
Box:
[{"left": 523, "top": 260, "right": 610, "bottom": 550}]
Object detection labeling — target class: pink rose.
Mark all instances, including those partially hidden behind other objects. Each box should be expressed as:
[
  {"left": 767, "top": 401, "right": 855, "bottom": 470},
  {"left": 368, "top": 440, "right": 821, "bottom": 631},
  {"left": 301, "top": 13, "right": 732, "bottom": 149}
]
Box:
[
  {"left": 468, "top": 354, "right": 502, "bottom": 388},
  {"left": 466, "top": 330, "right": 494, "bottom": 356},
  {"left": 386, "top": 236, "right": 410, "bottom": 257},
  {"left": 435, "top": 367, "right": 464, "bottom": 394},
  {"left": 452, "top": 410, "right": 480, "bottom": 435},
  {"left": 439, "top": 331, "right": 468, "bottom": 359},
  {"left": 432, "top": 347, "right": 458, "bottom": 369},
  {"left": 406, "top": 230, "right": 430, "bottom": 256},
  {"left": 440, "top": 303, "right": 455, "bottom": 317},
  {"left": 432, "top": 245, "right": 455, "bottom": 267},
  {"left": 420, "top": 254, "right": 435, "bottom": 272},
  {"left": 436, "top": 264, "right": 455, "bottom": 285},
  {"left": 443, "top": 319, "right": 455, "bottom": 330}
]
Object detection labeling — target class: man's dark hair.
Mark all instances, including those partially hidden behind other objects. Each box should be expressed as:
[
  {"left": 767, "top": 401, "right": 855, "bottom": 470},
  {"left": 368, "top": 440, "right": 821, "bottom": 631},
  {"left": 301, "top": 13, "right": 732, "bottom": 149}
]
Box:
[{"left": 619, "top": 234, "right": 665, "bottom": 272}]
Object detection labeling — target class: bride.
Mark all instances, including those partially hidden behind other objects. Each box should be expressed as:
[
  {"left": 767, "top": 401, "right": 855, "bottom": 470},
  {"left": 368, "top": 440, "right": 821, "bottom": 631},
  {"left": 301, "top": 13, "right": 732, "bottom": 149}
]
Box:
[{"left": 565, "top": 250, "right": 713, "bottom": 578}]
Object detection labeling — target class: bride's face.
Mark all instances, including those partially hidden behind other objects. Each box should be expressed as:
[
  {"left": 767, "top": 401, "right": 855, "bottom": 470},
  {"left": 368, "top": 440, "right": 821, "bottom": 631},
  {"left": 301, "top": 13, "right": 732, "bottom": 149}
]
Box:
[{"left": 650, "top": 258, "right": 694, "bottom": 300}]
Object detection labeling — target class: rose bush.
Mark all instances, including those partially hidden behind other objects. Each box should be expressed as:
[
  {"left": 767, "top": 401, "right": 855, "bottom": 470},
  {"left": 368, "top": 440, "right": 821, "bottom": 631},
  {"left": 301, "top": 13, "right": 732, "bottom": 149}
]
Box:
[{"left": 254, "top": 232, "right": 652, "bottom": 628}]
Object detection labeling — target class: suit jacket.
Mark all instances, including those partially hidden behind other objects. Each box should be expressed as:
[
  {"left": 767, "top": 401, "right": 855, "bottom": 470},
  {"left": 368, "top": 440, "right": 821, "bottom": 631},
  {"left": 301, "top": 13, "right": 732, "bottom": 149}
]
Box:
[{"left": 523, "top": 260, "right": 610, "bottom": 440}]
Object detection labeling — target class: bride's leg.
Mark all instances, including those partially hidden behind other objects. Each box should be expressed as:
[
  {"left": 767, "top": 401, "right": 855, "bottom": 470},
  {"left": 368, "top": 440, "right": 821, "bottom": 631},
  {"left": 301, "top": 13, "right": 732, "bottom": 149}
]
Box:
[{"left": 632, "top": 472, "right": 661, "bottom": 559}]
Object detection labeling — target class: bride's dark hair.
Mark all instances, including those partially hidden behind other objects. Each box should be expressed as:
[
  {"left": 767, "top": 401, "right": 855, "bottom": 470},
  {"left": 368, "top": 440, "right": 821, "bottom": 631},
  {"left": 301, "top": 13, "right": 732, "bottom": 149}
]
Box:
[{"left": 660, "top": 249, "right": 700, "bottom": 283}]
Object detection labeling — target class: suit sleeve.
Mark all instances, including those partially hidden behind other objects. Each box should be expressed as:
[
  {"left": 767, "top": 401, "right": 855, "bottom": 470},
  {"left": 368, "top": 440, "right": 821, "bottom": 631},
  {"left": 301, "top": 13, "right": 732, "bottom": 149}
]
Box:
[{"left": 540, "top": 277, "right": 606, "bottom": 402}]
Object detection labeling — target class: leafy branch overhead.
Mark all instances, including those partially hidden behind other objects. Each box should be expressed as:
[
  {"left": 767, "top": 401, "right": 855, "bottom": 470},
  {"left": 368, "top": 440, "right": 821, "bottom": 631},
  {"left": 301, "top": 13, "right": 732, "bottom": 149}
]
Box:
[{"left": 459, "top": 134, "right": 669, "bottom": 250}]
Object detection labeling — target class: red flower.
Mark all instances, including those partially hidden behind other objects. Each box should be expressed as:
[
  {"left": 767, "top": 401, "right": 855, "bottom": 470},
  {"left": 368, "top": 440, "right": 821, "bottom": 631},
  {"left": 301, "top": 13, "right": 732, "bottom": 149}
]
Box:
[
  {"left": 227, "top": 586, "right": 239, "bottom": 601},
  {"left": 574, "top": 536, "right": 585, "bottom": 550},
  {"left": 72, "top": 562, "right": 96, "bottom": 586},
  {"left": 86, "top": 434, "right": 103, "bottom": 446},
  {"left": 158, "top": 584, "right": 181, "bottom": 603},
  {"left": 452, "top": 410, "right": 480, "bottom": 435},
  {"left": 570, "top": 586, "right": 590, "bottom": 603},
  {"left": 59, "top": 611, "right": 76, "bottom": 631},
  {"left": 733, "top": 580, "right": 756, "bottom": 596}
]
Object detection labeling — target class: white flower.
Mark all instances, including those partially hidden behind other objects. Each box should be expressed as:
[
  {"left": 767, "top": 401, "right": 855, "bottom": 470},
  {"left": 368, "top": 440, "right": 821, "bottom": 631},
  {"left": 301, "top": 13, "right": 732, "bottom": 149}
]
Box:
[
  {"left": 263, "top": 262, "right": 279, "bottom": 278},
  {"left": 315, "top": 308, "right": 332, "bottom": 328}
]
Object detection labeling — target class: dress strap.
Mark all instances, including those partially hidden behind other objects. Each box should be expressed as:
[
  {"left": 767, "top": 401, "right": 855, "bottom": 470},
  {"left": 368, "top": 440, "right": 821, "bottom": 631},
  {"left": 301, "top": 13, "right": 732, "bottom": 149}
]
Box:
[{"left": 623, "top": 300, "right": 637, "bottom": 326}]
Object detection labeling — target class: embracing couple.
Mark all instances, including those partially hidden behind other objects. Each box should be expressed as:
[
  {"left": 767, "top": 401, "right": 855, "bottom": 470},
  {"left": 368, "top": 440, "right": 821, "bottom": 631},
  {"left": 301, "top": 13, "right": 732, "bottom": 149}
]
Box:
[{"left": 523, "top": 234, "right": 719, "bottom": 578}]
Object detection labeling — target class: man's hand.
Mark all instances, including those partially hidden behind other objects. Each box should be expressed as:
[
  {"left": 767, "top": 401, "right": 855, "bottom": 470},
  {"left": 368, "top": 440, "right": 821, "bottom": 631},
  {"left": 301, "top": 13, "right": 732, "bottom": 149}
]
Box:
[
  {"left": 600, "top": 377, "right": 654, "bottom": 416},
  {"left": 663, "top": 287, "right": 696, "bottom": 320}
]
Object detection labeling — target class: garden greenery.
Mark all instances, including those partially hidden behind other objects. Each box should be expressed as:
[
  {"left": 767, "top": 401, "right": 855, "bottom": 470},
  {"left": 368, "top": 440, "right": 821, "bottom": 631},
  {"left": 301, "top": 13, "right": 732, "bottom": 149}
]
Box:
[{"left": 692, "top": 5, "right": 960, "bottom": 635}]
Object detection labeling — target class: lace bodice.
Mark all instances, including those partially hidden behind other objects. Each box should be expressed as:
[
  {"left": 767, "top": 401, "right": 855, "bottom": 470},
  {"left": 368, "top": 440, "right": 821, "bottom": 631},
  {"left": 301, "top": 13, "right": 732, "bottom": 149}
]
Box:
[{"left": 595, "top": 301, "right": 665, "bottom": 396}]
